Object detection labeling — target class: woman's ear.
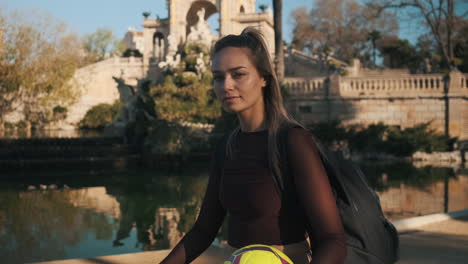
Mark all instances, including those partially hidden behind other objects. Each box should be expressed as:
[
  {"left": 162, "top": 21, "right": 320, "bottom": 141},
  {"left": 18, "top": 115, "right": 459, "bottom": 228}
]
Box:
[{"left": 261, "top": 77, "right": 267, "bottom": 88}]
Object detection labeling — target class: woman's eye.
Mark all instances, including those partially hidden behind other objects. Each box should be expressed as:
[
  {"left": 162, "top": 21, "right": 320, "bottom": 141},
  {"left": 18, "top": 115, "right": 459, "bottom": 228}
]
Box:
[
  {"left": 232, "top": 72, "right": 245, "bottom": 79},
  {"left": 213, "top": 75, "right": 224, "bottom": 81}
]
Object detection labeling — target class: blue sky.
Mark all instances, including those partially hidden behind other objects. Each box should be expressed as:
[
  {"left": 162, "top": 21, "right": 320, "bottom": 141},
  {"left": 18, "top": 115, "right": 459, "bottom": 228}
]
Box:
[
  {"left": 0, "top": 0, "right": 306, "bottom": 43},
  {"left": 1, "top": 0, "right": 465, "bottom": 44}
]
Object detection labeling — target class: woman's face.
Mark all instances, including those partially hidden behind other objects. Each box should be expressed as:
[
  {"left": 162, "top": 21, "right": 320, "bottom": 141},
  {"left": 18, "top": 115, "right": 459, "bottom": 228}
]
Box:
[{"left": 212, "top": 47, "right": 266, "bottom": 115}]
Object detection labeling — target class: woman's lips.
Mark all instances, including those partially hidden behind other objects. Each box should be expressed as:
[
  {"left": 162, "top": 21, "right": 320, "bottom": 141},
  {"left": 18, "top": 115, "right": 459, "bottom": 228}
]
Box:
[{"left": 224, "top": 96, "right": 240, "bottom": 102}]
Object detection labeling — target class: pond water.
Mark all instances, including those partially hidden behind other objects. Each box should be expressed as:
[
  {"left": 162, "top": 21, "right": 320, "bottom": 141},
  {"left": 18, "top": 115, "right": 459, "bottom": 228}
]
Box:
[
  {"left": 0, "top": 129, "right": 102, "bottom": 139},
  {"left": 1, "top": 162, "right": 467, "bottom": 264}
]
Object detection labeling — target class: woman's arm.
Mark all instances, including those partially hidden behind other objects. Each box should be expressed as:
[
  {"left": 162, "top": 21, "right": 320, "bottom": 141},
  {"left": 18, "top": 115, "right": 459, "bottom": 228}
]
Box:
[
  {"left": 160, "top": 152, "right": 226, "bottom": 264},
  {"left": 287, "top": 128, "right": 347, "bottom": 264}
]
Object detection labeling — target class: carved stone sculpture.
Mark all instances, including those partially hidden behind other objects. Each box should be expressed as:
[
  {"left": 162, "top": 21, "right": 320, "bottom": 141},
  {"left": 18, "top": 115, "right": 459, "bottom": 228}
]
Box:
[{"left": 186, "top": 8, "right": 213, "bottom": 48}]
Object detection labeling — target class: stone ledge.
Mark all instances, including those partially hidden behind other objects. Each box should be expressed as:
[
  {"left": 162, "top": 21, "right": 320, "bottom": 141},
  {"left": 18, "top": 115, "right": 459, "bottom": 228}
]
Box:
[{"left": 393, "top": 209, "right": 468, "bottom": 232}]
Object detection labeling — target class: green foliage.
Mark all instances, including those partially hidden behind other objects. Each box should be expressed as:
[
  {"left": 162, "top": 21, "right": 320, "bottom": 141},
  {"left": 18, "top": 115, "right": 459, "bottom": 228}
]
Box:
[
  {"left": 150, "top": 41, "right": 221, "bottom": 124},
  {"left": 15, "top": 121, "right": 27, "bottom": 130},
  {"left": 308, "top": 122, "right": 456, "bottom": 156},
  {"left": 361, "top": 162, "right": 455, "bottom": 192},
  {"left": 52, "top": 106, "right": 67, "bottom": 121},
  {"left": 174, "top": 73, "right": 199, "bottom": 86},
  {"left": 4, "top": 122, "right": 15, "bottom": 130},
  {"left": 122, "top": 49, "right": 143, "bottom": 58},
  {"left": 184, "top": 42, "right": 209, "bottom": 55},
  {"left": 385, "top": 123, "right": 456, "bottom": 155},
  {"left": 146, "top": 120, "right": 210, "bottom": 156},
  {"left": 52, "top": 106, "right": 67, "bottom": 114},
  {"left": 82, "top": 28, "right": 123, "bottom": 64},
  {"left": 0, "top": 10, "right": 82, "bottom": 125},
  {"left": 184, "top": 55, "right": 198, "bottom": 71},
  {"left": 79, "top": 101, "right": 122, "bottom": 129},
  {"left": 377, "top": 37, "right": 421, "bottom": 70},
  {"left": 150, "top": 76, "right": 221, "bottom": 123},
  {"left": 308, "top": 121, "right": 350, "bottom": 144}
]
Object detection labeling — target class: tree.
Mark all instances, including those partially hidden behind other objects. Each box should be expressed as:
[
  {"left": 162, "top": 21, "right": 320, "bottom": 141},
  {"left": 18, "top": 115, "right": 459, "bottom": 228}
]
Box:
[
  {"left": 273, "top": 0, "right": 284, "bottom": 81},
  {"left": 368, "top": 0, "right": 467, "bottom": 70},
  {"left": 82, "top": 28, "right": 124, "bottom": 64},
  {"left": 259, "top": 5, "right": 268, "bottom": 13},
  {"left": 0, "top": 10, "right": 82, "bottom": 125},
  {"left": 454, "top": 19, "right": 468, "bottom": 72},
  {"left": 377, "top": 36, "right": 420, "bottom": 69},
  {"left": 292, "top": 0, "right": 399, "bottom": 65},
  {"left": 367, "top": 30, "right": 382, "bottom": 66}
]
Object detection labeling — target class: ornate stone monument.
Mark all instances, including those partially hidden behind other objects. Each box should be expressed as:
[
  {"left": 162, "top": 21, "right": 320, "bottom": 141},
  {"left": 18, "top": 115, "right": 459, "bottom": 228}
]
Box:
[{"left": 142, "top": 0, "right": 275, "bottom": 70}]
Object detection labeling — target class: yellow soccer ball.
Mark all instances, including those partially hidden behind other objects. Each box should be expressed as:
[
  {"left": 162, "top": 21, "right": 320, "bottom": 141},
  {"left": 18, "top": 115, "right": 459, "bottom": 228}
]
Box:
[{"left": 224, "top": 244, "right": 294, "bottom": 264}]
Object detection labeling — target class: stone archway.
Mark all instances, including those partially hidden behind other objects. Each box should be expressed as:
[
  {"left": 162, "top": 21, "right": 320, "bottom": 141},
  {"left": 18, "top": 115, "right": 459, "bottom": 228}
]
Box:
[{"left": 153, "top": 32, "right": 165, "bottom": 61}]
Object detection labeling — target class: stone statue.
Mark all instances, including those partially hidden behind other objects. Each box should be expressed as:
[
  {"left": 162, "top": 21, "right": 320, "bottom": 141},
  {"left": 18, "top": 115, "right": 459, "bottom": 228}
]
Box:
[
  {"left": 158, "top": 53, "right": 181, "bottom": 73},
  {"left": 186, "top": 8, "right": 213, "bottom": 48},
  {"left": 114, "top": 73, "right": 135, "bottom": 104},
  {"left": 196, "top": 8, "right": 205, "bottom": 25},
  {"left": 195, "top": 52, "right": 206, "bottom": 77},
  {"left": 106, "top": 77, "right": 156, "bottom": 140},
  {"left": 158, "top": 33, "right": 181, "bottom": 73},
  {"left": 167, "top": 34, "right": 178, "bottom": 58}
]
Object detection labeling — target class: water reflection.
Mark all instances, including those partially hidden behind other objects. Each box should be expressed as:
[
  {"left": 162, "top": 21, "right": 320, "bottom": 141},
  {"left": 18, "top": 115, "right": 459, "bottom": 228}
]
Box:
[
  {"left": 0, "top": 162, "right": 467, "bottom": 263},
  {"left": 360, "top": 162, "right": 468, "bottom": 220},
  {"left": 0, "top": 129, "right": 102, "bottom": 139}
]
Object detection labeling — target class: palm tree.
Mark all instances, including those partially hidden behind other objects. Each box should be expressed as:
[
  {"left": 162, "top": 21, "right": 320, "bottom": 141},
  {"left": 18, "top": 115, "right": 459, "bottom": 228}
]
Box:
[{"left": 273, "top": 0, "right": 284, "bottom": 81}]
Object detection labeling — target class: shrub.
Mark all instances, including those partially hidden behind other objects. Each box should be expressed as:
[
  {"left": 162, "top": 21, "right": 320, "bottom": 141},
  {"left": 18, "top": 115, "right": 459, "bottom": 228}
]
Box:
[
  {"left": 151, "top": 77, "right": 221, "bottom": 123},
  {"left": 79, "top": 101, "right": 121, "bottom": 129},
  {"left": 306, "top": 121, "right": 456, "bottom": 156},
  {"left": 16, "top": 120, "right": 28, "bottom": 129},
  {"left": 184, "top": 42, "right": 209, "bottom": 55},
  {"left": 146, "top": 120, "right": 210, "bottom": 156},
  {"left": 4, "top": 122, "right": 15, "bottom": 130},
  {"left": 308, "top": 121, "right": 349, "bottom": 145},
  {"left": 52, "top": 106, "right": 68, "bottom": 120}
]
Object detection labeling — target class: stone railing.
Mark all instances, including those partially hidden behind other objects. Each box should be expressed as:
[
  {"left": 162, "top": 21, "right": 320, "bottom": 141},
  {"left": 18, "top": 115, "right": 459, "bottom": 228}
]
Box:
[
  {"left": 283, "top": 77, "right": 326, "bottom": 97},
  {"left": 284, "top": 74, "right": 459, "bottom": 98},
  {"left": 340, "top": 74, "right": 445, "bottom": 97}
]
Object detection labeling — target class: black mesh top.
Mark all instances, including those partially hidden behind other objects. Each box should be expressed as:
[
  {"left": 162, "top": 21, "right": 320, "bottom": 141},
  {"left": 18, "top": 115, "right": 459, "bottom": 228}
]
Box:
[{"left": 160, "top": 127, "right": 346, "bottom": 264}]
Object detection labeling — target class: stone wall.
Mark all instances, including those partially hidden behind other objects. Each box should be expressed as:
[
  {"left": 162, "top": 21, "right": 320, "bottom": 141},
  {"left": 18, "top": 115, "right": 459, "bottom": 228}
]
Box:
[
  {"left": 285, "top": 72, "right": 468, "bottom": 140},
  {"left": 67, "top": 57, "right": 145, "bottom": 124}
]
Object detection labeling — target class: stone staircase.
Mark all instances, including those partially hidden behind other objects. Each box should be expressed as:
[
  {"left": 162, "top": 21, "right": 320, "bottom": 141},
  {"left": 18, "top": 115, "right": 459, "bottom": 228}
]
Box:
[{"left": 0, "top": 137, "right": 141, "bottom": 173}]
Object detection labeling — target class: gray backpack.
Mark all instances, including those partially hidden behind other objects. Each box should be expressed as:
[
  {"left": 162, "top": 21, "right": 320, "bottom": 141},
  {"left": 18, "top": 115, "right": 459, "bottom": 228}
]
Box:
[{"left": 276, "top": 125, "right": 400, "bottom": 264}]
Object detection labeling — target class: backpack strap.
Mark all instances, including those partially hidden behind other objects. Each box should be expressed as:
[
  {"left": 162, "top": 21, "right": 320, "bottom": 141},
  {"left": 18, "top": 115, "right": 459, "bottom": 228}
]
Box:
[{"left": 277, "top": 125, "right": 351, "bottom": 206}]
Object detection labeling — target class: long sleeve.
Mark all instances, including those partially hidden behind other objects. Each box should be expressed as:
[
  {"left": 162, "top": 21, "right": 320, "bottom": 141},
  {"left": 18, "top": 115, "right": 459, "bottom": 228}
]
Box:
[
  {"left": 287, "top": 128, "right": 347, "bottom": 264},
  {"left": 160, "top": 151, "right": 227, "bottom": 264}
]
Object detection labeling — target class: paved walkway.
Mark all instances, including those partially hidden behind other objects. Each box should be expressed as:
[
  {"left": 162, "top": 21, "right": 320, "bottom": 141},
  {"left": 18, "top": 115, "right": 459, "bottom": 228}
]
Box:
[
  {"left": 397, "top": 215, "right": 468, "bottom": 264},
  {"left": 32, "top": 216, "right": 468, "bottom": 264}
]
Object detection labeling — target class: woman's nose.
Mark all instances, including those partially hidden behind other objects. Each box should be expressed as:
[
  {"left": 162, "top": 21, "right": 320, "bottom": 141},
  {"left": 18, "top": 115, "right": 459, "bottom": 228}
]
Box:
[{"left": 223, "top": 76, "right": 234, "bottom": 91}]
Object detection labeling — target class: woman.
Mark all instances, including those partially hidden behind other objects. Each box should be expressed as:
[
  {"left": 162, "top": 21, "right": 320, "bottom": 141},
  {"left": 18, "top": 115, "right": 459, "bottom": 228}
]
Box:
[{"left": 160, "top": 27, "right": 346, "bottom": 264}]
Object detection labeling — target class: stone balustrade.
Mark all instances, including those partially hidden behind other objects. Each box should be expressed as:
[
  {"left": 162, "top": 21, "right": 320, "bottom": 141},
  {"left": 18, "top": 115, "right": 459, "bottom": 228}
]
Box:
[
  {"left": 340, "top": 74, "right": 445, "bottom": 97},
  {"left": 283, "top": 77, "right": 326, "bottom": 96},
  {"left": 285, "top": 73, "right": 468, "bottom": 99}
]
